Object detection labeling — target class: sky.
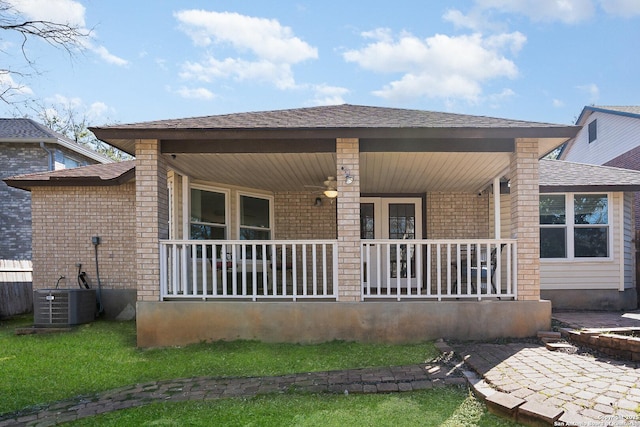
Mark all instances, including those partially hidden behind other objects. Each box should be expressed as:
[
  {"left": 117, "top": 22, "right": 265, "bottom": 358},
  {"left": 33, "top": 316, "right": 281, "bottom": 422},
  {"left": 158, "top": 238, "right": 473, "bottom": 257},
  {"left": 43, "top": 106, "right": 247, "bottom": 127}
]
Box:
[{"left": 1, "top": 0, "right": 639, "bottom": 127}]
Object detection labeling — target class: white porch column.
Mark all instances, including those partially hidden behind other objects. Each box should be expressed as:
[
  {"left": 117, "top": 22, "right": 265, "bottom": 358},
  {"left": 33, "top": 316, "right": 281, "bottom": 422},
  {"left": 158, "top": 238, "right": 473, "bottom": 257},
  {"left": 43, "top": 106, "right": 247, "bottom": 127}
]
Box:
[
  {"left": 510, "top": 138, "right": 540, "bottom": 300},
  {"left": 135, "top": 139, "right": 168, "bottom": 302},
  {"left": 336, "top": 138, "right": 361, "bottom": 301}
]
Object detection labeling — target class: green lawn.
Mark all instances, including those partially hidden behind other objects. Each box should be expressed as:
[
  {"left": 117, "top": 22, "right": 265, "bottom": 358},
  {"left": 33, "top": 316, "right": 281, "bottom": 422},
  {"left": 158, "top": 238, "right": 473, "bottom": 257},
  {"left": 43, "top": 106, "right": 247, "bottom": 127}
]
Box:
[
  {"left": 0, "top": 316, "right": 518, "bottom": 426},
  {"left": 69, "top": 388, "right": 517, "bottom": 427}
]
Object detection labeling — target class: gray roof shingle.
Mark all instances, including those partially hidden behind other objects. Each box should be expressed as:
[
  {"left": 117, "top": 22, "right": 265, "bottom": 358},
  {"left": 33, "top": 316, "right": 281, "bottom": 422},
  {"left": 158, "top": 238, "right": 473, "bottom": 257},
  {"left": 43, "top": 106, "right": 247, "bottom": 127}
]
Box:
[
  {"left": 540, "top": 159, "right": 640, "bottom": 192},
  {"left": 100, "top": 104, "right": 572, "bottom": 130},
  {"left": 3, "top": 160, "right": 135, "bottom": 190},
  {"left": 0, "top": 118, "right": 70, "bottom": 140}
]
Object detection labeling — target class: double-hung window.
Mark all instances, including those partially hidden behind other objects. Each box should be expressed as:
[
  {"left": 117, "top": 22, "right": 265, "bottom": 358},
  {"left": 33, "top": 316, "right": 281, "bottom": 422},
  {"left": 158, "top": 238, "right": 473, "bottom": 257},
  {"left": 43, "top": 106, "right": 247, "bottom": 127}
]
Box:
[
  {"left": 540, "top": 194, "right": 609, "bottom": 259},
  {"left": 239, "top": 194, "right": 271, "bottom": 240},
  {"left": 239, "top": 194, "right": 272, "bottom": 260},
  {"left": 190, "top": 187, "right": 227, "bottom": 240}
]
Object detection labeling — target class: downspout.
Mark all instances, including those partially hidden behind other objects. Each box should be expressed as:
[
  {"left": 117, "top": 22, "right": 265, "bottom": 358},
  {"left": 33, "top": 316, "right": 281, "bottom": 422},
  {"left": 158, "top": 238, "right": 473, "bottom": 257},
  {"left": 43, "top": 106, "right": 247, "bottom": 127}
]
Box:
[{"left": 40, "top": 142, "right": 54, "bottom": 171}]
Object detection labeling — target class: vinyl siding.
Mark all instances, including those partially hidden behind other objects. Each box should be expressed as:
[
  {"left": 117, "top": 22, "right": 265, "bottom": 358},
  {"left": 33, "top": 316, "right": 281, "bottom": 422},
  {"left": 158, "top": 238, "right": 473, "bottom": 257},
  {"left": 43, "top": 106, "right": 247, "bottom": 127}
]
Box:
[
  {"left": 539, "top": 192, "right": 623, "bottom": 290},
  {"left": 562, "top": 112, "right": 640, "bottom": 165},
  {"left": 496, "top": 192, "right": 628, "bottom": 290}
]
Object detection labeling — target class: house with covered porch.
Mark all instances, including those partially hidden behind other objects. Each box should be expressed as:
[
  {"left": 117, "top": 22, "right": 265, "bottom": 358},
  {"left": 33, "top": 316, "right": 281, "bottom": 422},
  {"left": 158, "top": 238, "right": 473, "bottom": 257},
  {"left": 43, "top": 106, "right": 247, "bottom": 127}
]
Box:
[{"left": 7, "top": 105, "right": 583, "bottom": 347}]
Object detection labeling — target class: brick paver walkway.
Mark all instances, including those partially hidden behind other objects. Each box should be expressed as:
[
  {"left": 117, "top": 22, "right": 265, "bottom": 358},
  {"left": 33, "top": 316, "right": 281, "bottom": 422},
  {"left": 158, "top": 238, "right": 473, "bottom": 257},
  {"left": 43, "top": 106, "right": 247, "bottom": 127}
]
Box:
[{"left": 454, "top": 341, "right": 640, "bottom": 425}]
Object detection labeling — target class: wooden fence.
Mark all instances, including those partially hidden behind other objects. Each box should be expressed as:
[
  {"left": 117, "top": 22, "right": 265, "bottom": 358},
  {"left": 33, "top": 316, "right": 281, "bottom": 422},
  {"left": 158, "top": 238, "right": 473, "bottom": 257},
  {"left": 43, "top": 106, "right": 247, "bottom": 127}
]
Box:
[{"left": 0, "top": 260, "right": 33, "bottom": 317}]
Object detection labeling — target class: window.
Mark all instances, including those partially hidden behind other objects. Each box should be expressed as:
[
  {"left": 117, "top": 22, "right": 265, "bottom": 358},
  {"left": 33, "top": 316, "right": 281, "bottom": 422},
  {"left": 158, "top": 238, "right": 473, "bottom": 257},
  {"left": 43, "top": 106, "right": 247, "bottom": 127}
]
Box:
[
  {"left": 62, "top": 155, "right": 81, "bottom": 168},
  {"left": 540, "top": 193, "right": 609, "bottom": 259},
  {"left": 190, "top": 188, "right": 226, "bottom": 240},
  {"left": 588, "top": 120, "right": 597, "bottom": 143},
  {"left": 239, "top": 195, "right": 271, "bottom": 240}
]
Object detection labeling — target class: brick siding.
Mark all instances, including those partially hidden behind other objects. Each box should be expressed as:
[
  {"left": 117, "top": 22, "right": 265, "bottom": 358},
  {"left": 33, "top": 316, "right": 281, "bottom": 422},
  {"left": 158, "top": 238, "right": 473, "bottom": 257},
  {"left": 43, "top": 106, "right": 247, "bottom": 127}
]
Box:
[
  {"left": 0, "top": 143, "right": 49, "bottom": 260},
  {"left": 426, "top": 192, "right": 489, "bottom": 239},
  {"left": 30, "top": 183, "right": 136, "bottom": 290},
  {"left": 274, "top": 192, "right": 337, "bottom": 239}
]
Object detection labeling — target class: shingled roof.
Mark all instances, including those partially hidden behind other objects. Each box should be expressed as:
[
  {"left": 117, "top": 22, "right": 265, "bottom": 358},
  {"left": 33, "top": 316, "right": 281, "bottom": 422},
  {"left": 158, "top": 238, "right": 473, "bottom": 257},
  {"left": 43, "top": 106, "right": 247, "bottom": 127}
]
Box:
[
  {"left": 0, "top": 118, "right": 66, "bottom": 140},
  {"left": 540, "top": 159, "right": 640, "bottom": 192},
  {"left": 3, "top": 160, "right": 135, "bottom": 190},
  {"left": 0, "top": 118, "right": 113, "bottom": 163},
  {"left": 95, "top": 104, "right": 571, "bottom": 130},
  {"left": 91, "top": 104, "right": 579, "bottom": 157}
]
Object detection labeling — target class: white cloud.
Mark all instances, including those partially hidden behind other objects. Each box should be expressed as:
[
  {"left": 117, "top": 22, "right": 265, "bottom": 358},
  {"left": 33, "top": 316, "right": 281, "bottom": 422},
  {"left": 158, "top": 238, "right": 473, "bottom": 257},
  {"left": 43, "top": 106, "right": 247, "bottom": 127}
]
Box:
[
  {"left": 90, "top": 44, "right": 129, "bottom": 67},
  {"left": 175, "top": 10, "right": 317, "bottom": 90},
  {"left": 43, "top": 95, "right": 114, "bottom": 123},
  {"left": 6, "top": 0, "right": 128, "bottom": 67},
  {"left": 0, "top": 72, "right": 34, "bottom": 98},
  {"left": 474, "top": 0, "right": 596, "bottom": 24},
  {"left": 7, "top": 0, "right": 86, "bottom": 26},
  {"left": 174, "top": 86, "right": 216, "bottom": 100},
  {"left": 577, "top": 83, "right": 600, "bottom": 103},
  {"left": 552, "top": 99, "right": 565, "bottom": 108},
  {"left": 344, "top": 30, "right": 524, "bottom": 103},
  {"left": 310, "top": 84, "right": 350, "bottom": 106},
  {"left": 598, "top": 0, "right": 640, "bottom": 16},
  {"left": 175, "top": 10, "right": 317, "bottom": 63},
  {"left": 180, "top": 57, "right": 296, "bottom": 90}
]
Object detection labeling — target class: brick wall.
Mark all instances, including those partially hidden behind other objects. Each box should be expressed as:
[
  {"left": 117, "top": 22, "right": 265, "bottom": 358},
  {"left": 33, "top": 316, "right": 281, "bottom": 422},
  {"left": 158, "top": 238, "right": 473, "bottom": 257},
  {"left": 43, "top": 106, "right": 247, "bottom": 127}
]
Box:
[
  {"left": 510, "top": 139, "right": 540, "bottom": 300},
  {"left": 426, "top": 192, "right": 490, "bottom": 238},
  {"left": 336, "top": 138, "right": 361, "bottom": 301},
  {"left": 0, "top": 143, "right": 49, "bottom": 260},
  {"left": 136, "top": 140, "right": 168, "bottom": 302},
  {"left": 30, "top": 183, "right": 136, "bottom": 290},
  {"left": 274, "top": 192, "right": 336, "bottom": 239},
  {"left": 605, "top": 146, "right": 640, "bottom": 231}
]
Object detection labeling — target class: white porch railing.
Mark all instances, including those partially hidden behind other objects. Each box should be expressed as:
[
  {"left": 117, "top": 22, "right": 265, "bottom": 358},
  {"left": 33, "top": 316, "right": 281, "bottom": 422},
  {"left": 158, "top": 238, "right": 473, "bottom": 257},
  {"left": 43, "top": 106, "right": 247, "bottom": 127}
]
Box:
[
  {"left": 160, "top": 240, "right": 338, "bottom": 301},
  {"left": 361, "top": 239, "right": 517, "bottom": 301}
]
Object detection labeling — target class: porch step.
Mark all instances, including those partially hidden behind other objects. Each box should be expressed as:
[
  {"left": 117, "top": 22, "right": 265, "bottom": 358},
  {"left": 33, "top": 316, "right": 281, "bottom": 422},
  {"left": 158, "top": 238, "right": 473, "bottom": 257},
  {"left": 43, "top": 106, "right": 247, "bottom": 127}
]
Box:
[{"left": 538, "top": 331, "right": 578, "bottom": 352}]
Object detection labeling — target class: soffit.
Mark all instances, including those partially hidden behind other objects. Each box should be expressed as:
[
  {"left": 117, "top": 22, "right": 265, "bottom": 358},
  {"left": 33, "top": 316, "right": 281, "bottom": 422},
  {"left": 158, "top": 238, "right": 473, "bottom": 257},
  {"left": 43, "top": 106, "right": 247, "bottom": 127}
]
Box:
[{"left": 168, "top": 151, "right": 510, "bottom": 193}]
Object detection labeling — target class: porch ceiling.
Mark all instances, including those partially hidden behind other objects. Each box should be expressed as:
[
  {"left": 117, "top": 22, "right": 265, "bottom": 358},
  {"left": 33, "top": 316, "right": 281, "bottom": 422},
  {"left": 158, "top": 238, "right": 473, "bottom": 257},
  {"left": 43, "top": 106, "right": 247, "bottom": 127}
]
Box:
[{"left": 168, "top": 151, "right": 511, "bottom": 193}]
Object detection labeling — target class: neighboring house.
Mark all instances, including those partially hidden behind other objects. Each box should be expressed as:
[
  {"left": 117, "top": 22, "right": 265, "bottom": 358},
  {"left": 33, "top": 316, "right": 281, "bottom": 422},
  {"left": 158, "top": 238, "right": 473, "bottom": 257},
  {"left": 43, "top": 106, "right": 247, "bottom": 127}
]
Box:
[
  {"left": 6, "top": 104, "right": 584, "bottom": 346},
  {"left": 559, "top": 106, "right": 640, "bottom": 229},
  {"left": 0, "top": 118, "right": 112, "bottom": 317}
]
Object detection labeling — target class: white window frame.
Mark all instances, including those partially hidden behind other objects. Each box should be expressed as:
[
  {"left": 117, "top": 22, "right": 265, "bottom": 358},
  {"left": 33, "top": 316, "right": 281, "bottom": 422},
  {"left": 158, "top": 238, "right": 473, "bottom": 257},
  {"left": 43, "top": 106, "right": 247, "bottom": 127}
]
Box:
[
  {"left": 237, "top": 191, "right": 273, "bottom": 241},
  {"left": 189, "top": 184, "right": 230, "bottom": 240},
  {"left": 540, "top": 192, "right": 612, "bottom": 261}
]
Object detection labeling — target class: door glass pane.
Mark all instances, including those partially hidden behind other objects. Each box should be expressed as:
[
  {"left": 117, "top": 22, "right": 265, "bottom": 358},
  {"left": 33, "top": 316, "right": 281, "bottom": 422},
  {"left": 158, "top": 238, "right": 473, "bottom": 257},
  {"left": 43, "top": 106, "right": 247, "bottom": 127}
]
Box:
[
  {"left": 388, "top": 203, "right": 416, "bottom": 278},
  {"left": 360, "top": 203, "right": 374, "bottom": 239},
  {"left": 388, "top": 204, "right": 415, "bottom": 239}
]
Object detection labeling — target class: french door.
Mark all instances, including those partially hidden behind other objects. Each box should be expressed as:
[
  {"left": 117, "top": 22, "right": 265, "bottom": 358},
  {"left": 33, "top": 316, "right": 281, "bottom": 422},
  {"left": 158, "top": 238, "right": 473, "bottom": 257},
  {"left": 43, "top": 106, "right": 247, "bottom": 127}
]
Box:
[{"left": 360, "top": 197, "right": 423, "bottom": 288}]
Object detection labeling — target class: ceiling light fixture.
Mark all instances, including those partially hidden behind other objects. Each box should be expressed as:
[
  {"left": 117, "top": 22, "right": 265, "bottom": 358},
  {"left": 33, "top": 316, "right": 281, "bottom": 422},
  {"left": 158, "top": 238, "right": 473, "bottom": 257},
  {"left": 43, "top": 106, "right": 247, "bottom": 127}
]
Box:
[{"left": 323, "top": 189, "right": 338, "bottom": 198}]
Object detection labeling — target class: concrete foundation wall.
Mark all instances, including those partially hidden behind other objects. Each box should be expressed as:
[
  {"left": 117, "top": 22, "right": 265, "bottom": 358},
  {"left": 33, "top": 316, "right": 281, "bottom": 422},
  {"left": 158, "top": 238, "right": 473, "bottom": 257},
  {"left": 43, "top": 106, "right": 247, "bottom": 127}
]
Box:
[
  {"left": 542, "top": 288, "right": 637, "bottom": 311},
  {"left": 136, "top": 300, "right": 551, "bottom": 348}
]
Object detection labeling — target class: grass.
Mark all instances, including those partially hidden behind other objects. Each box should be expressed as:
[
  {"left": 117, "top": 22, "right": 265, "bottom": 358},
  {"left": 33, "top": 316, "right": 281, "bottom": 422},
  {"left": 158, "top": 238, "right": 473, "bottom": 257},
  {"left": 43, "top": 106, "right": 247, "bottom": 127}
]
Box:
[
  {"left": 69, "top": 388, "right": 517, "bottom": 427},
  {"left": 1, "top": 316, "right": 519, "bottom": 426},
  {"left": 0, "top": 316, "right": 436, "bottom": 414}
]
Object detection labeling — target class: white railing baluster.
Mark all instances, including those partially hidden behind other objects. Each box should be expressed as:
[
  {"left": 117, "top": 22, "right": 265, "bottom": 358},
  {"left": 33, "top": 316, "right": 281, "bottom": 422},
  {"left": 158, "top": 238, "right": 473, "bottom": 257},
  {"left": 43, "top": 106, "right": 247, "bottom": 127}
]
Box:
[
  {"left": 312, "top": 244, "right": 317, "bottom": 296},
  {"left": 159, "top": 238, "right": 516, "bottom": 302},
  {"left": 322, "top": 243, "right": 327, "bottom": 296},
  {"left": 302, "top": 244, "right": 307, "bottom": 297}
]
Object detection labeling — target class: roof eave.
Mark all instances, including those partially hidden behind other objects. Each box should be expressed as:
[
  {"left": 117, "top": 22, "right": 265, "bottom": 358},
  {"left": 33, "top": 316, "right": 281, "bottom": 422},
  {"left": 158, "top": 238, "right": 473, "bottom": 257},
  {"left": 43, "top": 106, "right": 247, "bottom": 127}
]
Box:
[{"left": 3, "top": 168, "right": 135, "bottom": 191}]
